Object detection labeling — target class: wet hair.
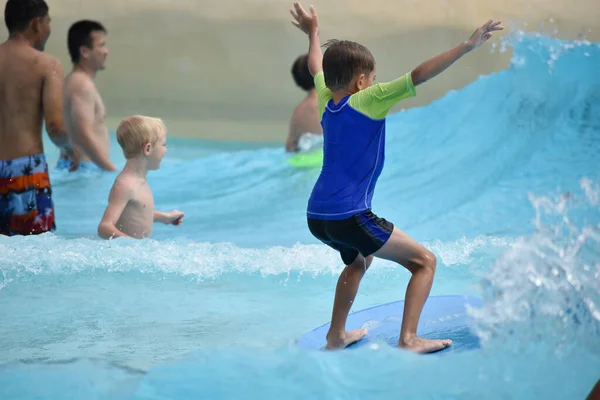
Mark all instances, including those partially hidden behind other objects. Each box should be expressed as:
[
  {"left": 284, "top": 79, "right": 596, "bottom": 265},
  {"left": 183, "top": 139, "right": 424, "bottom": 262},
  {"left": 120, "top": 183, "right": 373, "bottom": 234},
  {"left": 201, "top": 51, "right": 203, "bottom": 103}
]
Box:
[
  {"left": 4, "top": 0, "right": 48, "bottom": 34},
  {"left": 67, "top": 20, "right": 106, "bottom": 64},
  {"left": 117, "top": 115, "right": 166, "bottom": 159},
  {"left": 291, "top": 54, "right": 314, "bottom": 91},
  {"left": 322, "top": 39, "right": 375, "bottom": 92}
]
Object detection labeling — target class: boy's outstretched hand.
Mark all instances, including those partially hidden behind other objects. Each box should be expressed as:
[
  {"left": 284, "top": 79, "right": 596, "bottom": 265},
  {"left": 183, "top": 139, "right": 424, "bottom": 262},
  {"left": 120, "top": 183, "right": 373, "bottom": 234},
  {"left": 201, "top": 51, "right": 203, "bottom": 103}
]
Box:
[
  {"left": 290, "top": 2, "right": 319, "bottom": 35},
  {"left": 166, "top": 210, "right": 184, "bottom": 226},
  {"left": 466, "top": 20, "right": 504, "bottom": 50}
]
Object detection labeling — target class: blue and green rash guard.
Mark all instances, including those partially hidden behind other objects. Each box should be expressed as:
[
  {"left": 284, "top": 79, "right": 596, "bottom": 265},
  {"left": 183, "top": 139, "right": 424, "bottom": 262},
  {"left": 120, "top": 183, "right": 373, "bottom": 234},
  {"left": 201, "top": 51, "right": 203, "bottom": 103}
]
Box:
[{"left": 307, "top": 71, "right": 416, "bottom": 220}]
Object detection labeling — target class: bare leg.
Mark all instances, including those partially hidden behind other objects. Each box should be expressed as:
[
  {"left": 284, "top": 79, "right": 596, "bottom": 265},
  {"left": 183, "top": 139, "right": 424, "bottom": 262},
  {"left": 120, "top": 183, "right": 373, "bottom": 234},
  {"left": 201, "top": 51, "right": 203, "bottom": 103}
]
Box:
[
  {"left": 325, "top": 254, "right": 373, "bottom": 349},
  {"left": 373, "top": 227, "right": 452, "bottom": 353}
]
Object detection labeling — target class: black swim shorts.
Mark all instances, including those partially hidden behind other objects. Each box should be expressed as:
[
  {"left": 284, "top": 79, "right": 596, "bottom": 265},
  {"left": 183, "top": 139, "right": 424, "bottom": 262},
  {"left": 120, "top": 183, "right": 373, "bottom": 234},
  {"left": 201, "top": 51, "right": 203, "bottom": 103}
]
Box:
[{"left": 307, "top": 210, "right": 394, "bottom": 265}]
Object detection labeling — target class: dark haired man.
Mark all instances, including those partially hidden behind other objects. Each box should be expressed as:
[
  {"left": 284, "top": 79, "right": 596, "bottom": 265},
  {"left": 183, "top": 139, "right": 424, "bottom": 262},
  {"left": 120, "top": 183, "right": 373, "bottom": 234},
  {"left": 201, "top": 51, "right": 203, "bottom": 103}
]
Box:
[
  {"left": 286, "top": 54, "right": 322, "bottom": 153},
  {"left": 58, "top": 20, "right": 116, "bottom": 172},
  {"left": 0, "top": 0, "right": 75, "bottom": 236}
]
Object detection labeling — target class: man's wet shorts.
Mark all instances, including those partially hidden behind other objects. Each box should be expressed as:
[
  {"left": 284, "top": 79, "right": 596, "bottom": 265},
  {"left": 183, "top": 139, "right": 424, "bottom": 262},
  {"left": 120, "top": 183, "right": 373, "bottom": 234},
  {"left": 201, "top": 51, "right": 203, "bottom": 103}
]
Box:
[
  {"left": 0, "top": 154, "right": 56, "bottom": 236},
  {"left": 307, "top": 210, "right": 394, "bottom": 265}
]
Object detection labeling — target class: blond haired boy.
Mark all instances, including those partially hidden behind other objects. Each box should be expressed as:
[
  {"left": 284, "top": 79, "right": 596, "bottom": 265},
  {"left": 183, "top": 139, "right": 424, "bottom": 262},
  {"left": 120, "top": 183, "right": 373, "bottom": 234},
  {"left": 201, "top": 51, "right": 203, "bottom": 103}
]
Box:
[{"left": 98, "top": 115, "right": 184, "bottom": 239}]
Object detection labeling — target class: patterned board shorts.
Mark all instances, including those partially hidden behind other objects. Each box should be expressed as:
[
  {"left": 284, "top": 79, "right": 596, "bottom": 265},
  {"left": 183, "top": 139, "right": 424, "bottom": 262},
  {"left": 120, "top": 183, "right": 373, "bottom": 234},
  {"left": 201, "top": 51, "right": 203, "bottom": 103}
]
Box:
[{"left": 0, "top": 154, "right": 56, "bottom": 236}]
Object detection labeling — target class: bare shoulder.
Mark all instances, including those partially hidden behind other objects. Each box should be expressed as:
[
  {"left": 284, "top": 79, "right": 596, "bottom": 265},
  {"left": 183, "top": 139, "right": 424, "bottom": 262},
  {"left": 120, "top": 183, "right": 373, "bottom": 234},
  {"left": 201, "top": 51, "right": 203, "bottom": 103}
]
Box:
[
  {"left": 6, "top": 47, "right": 63, "bottom": 80},
  {"left": 290, "top": 102, "right": 304, "bottom": 121},
  {"left": 65, "top": 71, "right": 95, "bottom": 94},
  {"left": 110, "top": 173, "right": 136, "bottom": 198},
  {"left": 292, "top": 98, "right": 319, "bottom": 124},
  {"left": 37, "top": 52, "right": 64, "bottom": 78}
]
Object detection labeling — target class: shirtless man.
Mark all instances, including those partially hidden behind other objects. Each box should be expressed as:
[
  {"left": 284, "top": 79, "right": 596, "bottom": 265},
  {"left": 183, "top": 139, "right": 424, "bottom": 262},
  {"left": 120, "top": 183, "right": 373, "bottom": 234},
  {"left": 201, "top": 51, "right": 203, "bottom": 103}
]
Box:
[
  {"left": 97, "top": 115, "right": 184, "bottom": 239},
  {"left": 286, "top": 54, "right": 323, "bottom": 152},
  {"left": 57, "top": 20, "right": 116, "bottom": 172},
  {"left": 0, "top": 0, "right": 75, "bottom": 236}
]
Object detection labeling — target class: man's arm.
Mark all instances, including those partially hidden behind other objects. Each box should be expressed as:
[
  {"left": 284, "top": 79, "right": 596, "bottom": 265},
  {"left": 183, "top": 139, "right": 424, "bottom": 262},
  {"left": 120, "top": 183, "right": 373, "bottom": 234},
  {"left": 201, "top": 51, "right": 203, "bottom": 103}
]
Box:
[
  {"left": 69, "top": 80, "right": 116, "bottom": 171},
  {"left": 285, "top": 124, "right": 299, "bottom": 152},
  {"left": 285, "top": 106, "right": 306, "bottom": 152},
  {"left": 98, "top": 180, "right": 132, "bottom": 239},
  {"left": 41, "top": 56, "right": 71, "bottom": 151},
  {"left": 411, "top": 20, "right": 503, "bottom": 86}
]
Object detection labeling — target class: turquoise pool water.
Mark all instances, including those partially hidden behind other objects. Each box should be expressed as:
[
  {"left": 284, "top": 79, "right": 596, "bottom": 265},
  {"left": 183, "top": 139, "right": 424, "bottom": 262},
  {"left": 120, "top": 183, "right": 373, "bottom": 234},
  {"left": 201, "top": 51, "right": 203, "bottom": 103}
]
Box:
[{"left": 0, "top": 33, "right": 599, "bottom": 399}]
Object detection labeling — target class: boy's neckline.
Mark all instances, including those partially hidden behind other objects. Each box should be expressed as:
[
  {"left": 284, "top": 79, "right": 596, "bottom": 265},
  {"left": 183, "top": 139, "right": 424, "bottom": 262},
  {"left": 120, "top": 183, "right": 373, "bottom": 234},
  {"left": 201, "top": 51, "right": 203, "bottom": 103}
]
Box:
[{"left": 329, "top": 95, "right": 351, "bottom": 108}]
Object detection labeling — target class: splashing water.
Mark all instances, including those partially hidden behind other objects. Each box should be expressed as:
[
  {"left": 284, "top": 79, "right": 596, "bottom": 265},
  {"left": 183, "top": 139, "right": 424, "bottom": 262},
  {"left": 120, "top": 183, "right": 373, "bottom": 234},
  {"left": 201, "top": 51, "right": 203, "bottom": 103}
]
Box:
[{"left": 471, "top": 179, "right": 600, "bottom": 355}]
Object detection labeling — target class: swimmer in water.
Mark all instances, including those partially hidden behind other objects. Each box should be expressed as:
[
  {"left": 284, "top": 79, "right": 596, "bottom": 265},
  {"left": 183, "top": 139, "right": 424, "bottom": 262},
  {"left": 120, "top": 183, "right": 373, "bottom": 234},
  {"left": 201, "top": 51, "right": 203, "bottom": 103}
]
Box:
[
  {"left": 286, "top": 54, "right": 323, "bottom": 152},
  {"left": 0, "top": 0, "right": 76, "bottom": 236},
  {"left": 290, "top": 1, "right": 502, "bottom": 353},
  {"left": 97, "top": 115, "right": 184, "bottom": 239}
]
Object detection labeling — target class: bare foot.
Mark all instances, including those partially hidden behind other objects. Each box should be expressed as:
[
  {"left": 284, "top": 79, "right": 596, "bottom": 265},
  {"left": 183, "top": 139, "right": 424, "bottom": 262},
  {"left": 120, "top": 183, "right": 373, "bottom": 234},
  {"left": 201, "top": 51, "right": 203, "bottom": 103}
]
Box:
[
  {"left": 325, "top": 329, "right": 367, "bottom": 349},
  {"left": 399, "top": 336, "right": 452, "bottom": 353}
]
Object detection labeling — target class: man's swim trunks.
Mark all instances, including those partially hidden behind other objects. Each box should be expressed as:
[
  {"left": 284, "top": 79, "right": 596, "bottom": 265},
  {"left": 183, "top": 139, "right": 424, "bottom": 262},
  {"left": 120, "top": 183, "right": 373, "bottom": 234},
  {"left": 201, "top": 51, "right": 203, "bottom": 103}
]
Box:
[
  {"left": 0, "top": 154, "right": 56, "bottom": 236},
  {"left": 308, "top": 210, "right": 393, "bottom": 265}
]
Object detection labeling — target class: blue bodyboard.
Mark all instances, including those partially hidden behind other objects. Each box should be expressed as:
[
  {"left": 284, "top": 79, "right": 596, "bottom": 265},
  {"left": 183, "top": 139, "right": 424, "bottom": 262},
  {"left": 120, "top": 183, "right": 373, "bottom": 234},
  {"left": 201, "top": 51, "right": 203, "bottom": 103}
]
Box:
[{"left": 297, "top": 295, "right": 483, "bottom": 354}]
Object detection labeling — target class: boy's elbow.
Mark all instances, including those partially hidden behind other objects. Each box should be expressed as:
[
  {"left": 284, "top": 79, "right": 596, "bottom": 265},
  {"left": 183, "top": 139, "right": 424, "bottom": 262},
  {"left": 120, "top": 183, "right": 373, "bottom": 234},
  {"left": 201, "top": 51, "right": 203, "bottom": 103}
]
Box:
[
  {"left": 97, "top": 226, "right": 107, "bottom": 239},
  {"left": 307, "top": 59, "right": 320, "bottom": 76},
  {"left": 97, "top": 222, "right": 112, "bottom": 239}
]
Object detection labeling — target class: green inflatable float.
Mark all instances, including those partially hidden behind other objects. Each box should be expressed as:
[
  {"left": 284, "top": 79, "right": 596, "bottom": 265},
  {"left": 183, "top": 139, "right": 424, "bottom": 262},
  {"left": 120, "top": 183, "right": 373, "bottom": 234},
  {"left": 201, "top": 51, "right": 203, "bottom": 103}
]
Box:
[{"left": 287, "top": 148, "right": 323, "bottom": 168}]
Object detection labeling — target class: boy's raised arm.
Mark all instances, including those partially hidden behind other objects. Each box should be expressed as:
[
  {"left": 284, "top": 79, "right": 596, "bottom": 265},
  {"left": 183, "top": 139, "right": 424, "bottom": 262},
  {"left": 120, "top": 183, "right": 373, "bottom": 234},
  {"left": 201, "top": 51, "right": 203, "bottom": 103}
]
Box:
[
  {"left": 290, "top": 2, "right": 322, "bottom": 76},
  {"left": 411, "top": 20, "right": 503, "bottom": 86}
]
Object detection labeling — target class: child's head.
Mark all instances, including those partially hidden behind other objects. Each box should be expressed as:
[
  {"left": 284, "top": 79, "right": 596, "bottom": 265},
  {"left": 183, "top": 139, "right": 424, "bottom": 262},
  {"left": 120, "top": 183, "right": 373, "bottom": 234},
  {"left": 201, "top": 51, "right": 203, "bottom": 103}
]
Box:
[
  {"left": 116, "top": 115, "right": 167, "bottom": 170},
  {"left": 322, "top": 40, "right": 376, "bottom": 94},
  {"left": 291, "top": 54, "right": 314, "bottom": 92}
]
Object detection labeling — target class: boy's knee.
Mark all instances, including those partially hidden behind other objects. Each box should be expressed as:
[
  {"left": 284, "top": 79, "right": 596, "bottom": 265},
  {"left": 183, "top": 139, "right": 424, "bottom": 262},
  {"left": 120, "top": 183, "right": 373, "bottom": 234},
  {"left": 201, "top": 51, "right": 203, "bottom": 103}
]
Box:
[
  {"left": 418, "top": 249, "right": 437, "bottom": 273},
  {"left": 349, "top": 254, "right": 372, "bottom": 270}
]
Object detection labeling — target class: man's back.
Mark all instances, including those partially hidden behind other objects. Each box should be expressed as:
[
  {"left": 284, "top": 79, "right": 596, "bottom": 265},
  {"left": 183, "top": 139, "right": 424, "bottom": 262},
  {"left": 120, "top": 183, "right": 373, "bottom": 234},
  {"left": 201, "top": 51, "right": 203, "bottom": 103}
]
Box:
[
  {"left": 0, "top": 0, "right": 74, "bottom": 236},
  {"left": 287, "top": 92, "right": 322, "bottom": 152},
  {"left": 0, "top": 41, "right": 55, "bottom": 160}
]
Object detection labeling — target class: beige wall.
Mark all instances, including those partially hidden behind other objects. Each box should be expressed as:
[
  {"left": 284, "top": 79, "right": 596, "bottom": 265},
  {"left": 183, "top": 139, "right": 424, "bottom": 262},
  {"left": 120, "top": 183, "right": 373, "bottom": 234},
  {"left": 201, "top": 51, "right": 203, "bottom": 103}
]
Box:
[{"left": 2, "top": 0, "right": 598, "bottom": 141}]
